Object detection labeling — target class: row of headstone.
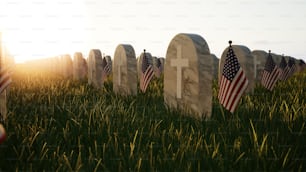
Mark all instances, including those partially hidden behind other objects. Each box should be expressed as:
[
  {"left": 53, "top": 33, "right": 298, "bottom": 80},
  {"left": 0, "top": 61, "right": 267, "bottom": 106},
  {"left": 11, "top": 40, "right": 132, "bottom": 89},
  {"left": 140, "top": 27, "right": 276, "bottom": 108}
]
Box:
[{"left": 18, "top": 33, "right": 305, "bottom": 121}]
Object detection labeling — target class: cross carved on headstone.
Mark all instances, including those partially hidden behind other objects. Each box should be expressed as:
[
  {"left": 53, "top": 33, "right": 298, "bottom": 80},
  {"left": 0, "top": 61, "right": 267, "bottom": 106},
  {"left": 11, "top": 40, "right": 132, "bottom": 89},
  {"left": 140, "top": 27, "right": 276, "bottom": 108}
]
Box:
[
  {"left": 254, "top": 56, "right": 261, "bottom": 79},
  {"left": 170, "top": 45, "right": 189, "bottom": 99}
]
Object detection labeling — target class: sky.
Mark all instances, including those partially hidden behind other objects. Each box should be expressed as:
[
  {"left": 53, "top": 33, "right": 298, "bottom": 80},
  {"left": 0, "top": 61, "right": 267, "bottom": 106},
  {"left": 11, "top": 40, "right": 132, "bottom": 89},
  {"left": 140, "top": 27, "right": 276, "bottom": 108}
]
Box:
[{"left": 1, "top": 0, "right": 306, "bottom": 63}]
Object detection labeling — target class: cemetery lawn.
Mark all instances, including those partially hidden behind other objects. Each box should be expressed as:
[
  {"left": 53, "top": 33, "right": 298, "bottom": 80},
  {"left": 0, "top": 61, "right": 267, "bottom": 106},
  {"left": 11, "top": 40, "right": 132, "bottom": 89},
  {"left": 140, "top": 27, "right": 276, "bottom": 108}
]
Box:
[{"left": 1, "top": 67, "right": 306, "bottom": 171}]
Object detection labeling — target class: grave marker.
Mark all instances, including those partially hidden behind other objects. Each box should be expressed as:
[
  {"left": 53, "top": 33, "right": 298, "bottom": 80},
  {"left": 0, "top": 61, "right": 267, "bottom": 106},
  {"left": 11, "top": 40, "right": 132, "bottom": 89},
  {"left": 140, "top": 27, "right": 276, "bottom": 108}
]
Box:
[
  {"left": 113, "top": 44, "right": 137, "bottom": 95},
  {"left": 251, "top": 50, "right": 268, "bottom": 81},
  {"left": 73, "top": 52, "right": 87, "bottom": 80},
  {"left": 164, "top": 33, "right": 213, "bottom": 119},
  {"left": 88, "top": 49, "right": 103, "bottom": 88},
  {"left": 61, "top": 54, "right": 73, "bottom": 79}
]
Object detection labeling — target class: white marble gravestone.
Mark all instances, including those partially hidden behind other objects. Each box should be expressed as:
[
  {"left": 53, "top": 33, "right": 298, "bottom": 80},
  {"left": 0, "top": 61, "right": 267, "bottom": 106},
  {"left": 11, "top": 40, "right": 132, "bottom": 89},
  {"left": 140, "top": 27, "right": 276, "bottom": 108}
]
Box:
[
  {"left": 251, "top": 50, "right": 268, "bottom": 81},
  {"left": 88, "top": 49, "right": 103, "bottom": 88},
  {"left": 211, "top": 54, "right": 219, "bottom": 80},
  {"left": 113, "top": 44, "right": 138, "bottom": 95},
  {"left": 164, "top": 33, "right": 213, "bottom": 119},
  {"left": 73, "top": 52, "right": 87, "bottom": 80},
  {"left": 61, "top": 54, "right": 73, "bottom": 79},
  {"left": 219, "top": 45, "right": 255, "bottom": 93}
]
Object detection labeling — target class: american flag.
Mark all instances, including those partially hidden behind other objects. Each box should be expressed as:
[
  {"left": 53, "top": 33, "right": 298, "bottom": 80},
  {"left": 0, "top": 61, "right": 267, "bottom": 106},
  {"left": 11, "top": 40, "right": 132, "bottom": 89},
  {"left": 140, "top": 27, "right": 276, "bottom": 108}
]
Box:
[
  {"left": 154, "top": 58, "right": 163, "bottom": 78},
  {"left": 282, "top": 58, "right": 296, "bottom": 80},
  {"left": 102, "top": 57, "right": 111, "bottom": 82},
  {"left": 0, "top": 67, "right": 12, "bottom": 94},
  {"left": 218, "top": 45, "right": 249, "bottom": 113},
  {"left": 261, "top": 52, "right": 279, "bottom": 91},
  {"left": 278, "top": 56, "right": 287, "bottom": 81},
  {"left": 140, "top": 51, "right": 154, "bottom": 93}
]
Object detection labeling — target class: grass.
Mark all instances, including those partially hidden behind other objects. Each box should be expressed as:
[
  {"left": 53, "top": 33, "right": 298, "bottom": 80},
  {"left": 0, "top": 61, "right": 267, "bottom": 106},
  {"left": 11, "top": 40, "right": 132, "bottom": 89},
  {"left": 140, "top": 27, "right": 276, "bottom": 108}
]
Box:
[{"left": 0, "top": 67, "right": 306, "bottom": 171}]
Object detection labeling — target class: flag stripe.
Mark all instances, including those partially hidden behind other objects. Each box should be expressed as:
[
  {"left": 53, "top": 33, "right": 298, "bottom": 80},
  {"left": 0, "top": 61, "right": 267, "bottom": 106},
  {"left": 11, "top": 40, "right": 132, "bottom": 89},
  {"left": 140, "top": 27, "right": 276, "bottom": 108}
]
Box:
[{"left": 140, "top": 53, "right": 154, "bottom": 92}]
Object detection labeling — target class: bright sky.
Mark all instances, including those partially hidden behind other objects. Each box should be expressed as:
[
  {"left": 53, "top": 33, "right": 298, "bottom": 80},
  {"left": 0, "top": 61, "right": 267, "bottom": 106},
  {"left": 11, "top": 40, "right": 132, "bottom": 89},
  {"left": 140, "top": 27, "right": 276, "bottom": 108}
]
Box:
[{"left": 1, "top": 0, "right": 306, "bottom": 63}]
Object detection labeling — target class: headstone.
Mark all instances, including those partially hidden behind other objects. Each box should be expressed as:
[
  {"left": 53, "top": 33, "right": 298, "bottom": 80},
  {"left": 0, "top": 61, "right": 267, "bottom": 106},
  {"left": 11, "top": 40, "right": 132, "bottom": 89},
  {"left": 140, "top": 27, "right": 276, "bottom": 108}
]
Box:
[
  {"left": 73, "top": 52, "right": 87, "bottom": 80},
  {"left": 159, "top": 57, "right": 165, "bottom": 67},
  {"left": 219, "top": 45, "right": 255, "bottom": 93},
  {"left": 164, "top": 33, "right": 213, "bottom": 119},
  {"left": 251, "top": 50, "right": 268, "bottom": 81},
  {"left": 271, "top": 53, "right": 282, "bottom": 65},
  {"left": 61, "top": 54, "right": 73, "bottom": 78},
  {"left": 137, "top": 51, "right": 153, "bottom": 79},
  {"left": 113, "top": 44, "right": 137, "bottom": 95},
  {"left": 88, "top": 49, "right": 103, "bottom": 88},
  {"left": 211, "top": 54, "right": 219, "bottom": 80},
  {"left": 152, "top": 56, "right": 162, "bottom": 77}
]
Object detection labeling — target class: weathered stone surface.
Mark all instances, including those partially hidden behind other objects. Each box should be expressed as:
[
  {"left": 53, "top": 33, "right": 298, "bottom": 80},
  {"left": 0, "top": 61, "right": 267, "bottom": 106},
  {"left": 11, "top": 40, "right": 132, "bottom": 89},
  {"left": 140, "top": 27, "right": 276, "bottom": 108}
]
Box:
[
  {"left": 211, "top": 54, "right": 219, "bottom": 80},
  {"left": 113, "top": 44, "right": 137, "bottom": 95},
  {"left": 271, "top": 53, "right": 282, "bottom": 65},
  {"left": 88, "top": 49, "right": 103, "bottom": 88},
  {"left": 251, "top": 50, "right": 268, "bottom": 81},
  {"left": 219, "top": 45, "right": 255, "bottom": 93},
  {"left": 61, "top": 54, "right": 73, "bottom": 79},
  {"left": 73, "top": 52, "right": 87, "bottom": 80},
  {"left": 164, "top": 33, "right": 213, "bottom": 119}
]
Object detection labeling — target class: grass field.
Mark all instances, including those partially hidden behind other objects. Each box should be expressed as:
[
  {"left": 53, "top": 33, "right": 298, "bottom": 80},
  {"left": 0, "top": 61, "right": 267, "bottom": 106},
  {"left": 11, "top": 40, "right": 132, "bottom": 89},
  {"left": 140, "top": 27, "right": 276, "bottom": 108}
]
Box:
[{"left": 0, "top": 67, "right": 305, "bottom": 171}]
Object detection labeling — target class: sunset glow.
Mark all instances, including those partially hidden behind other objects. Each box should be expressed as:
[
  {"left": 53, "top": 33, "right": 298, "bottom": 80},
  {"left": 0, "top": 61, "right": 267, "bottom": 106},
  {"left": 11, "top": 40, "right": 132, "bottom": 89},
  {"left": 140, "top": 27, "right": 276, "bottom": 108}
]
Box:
[{"left": 1, "top": 0, "right": 306, "bottom": 63}]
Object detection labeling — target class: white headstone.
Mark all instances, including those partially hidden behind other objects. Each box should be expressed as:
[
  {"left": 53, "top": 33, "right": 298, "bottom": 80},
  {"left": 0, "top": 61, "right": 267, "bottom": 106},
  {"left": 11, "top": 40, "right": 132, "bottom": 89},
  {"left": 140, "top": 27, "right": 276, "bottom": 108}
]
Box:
[
  {"left": 88, "top": 49, "right": 103, "bottom": 88},
  {"left": 113, "top": 44, "right": 137, "bottom": 95},
  {"left": 251, "top": 50, "right": 268, "bottom": 81},
  {"left": 219, "top": 45, "right": 255, "bottom": 93},
  {"left": 164, "top": 33, "right": 213, "bottom": 119},
  {"left": 73, "top": 52, "right": 87, "bottom": 80},
  {"left": 211, "top": 54, "right": 219, "bottom": 80},
  {"left": 61, "top": 54, "right": 73, "bottom": 79}
]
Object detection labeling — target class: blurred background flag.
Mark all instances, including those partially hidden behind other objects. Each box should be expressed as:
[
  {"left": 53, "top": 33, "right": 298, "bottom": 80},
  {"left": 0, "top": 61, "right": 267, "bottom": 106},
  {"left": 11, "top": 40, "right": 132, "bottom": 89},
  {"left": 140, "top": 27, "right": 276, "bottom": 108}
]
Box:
[
  {"left": 261, "top": 50, "right": 279, "bottom": 91},
  {"left": 218, "top": 41, "right": 249, "bottom": 113},
  {"left": 102, "top": 56, "right": 111, "bottom": 82},
  {"left": 278, "top": 55, "right": 287, "bottom": 81},
  {"left": 282, "top": 57, "right": 296, "bottom": 80},
  {"left": 140, "top": 49, "right": 154, "bottom": 93}
]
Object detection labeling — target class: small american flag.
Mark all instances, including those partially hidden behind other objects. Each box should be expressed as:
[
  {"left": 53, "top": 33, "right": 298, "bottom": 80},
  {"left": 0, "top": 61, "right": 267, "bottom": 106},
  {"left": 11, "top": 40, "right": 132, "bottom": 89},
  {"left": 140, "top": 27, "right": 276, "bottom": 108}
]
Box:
[
  {"left": 154, "top": 58, "right": 162, "bottom": 78},
  {"left": 282, "top": 58, "right": 296, "bottom": 80},
  {"left": 278, "top": 56, "right": 287, "bottom": 81},
  {"left": 140, "top": 50, "right": 154, "bottom": 93},
  {"left": 0, "top": 67, "right": 12, "bottom": 94},
  {"left": 218, "top": 44, "right": 249, "bottom": 113},
  {"left": 261, "top": 51, "right": 279, "bottom": 91},
  {"left": 102, "top": 57, "right": 111, "bottom": 82}
]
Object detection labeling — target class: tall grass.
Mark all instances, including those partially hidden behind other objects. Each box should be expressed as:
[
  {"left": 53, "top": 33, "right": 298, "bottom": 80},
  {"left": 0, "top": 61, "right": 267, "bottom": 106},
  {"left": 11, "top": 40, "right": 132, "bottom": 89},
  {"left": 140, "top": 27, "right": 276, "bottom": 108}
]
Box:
[{"left": 0, "top": 68, "right": 305, "bottom": 171}]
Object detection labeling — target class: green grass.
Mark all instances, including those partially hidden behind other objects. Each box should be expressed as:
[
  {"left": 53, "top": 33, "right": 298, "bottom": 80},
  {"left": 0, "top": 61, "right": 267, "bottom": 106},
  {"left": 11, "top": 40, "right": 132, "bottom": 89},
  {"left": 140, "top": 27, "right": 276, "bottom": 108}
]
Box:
[{"left": 1, "top": 68, "right": 306, "bottom": 171}]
